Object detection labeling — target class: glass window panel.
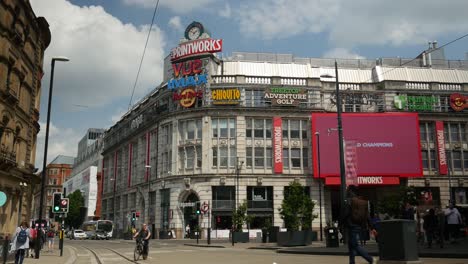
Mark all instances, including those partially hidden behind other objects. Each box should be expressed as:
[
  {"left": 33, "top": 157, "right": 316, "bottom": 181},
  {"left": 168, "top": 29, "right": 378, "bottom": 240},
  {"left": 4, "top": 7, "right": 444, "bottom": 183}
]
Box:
[
  {"left": 429, "top": 150, "right": 436, "bottom": 170},
  {"left": 246, "top": 119, "right": 252, "bottom": 138},
  {"left": 197, "top": 120, "right": 202, "bottom": 139},
  {"left": 188, "top": 120, "right": 196, "bottom": 139},
  {"left": 246, "top": 147, "right": 252, "bottom": 167},
  {"left": 420, "top": 124, "right": 427, "bottom": 142},
  {"left": 220, "top": 147, "right": 228, "bottom": 167},
  {"left": 291, "top": 148, "right": 301, "bottom": 168},
  {"left": 302, "top": 148, "right": 308, "bottom": 168},
  {"left": 266, "top": 147, "right": 272, "bottom": 168},
  {"left": 229, "top": 118, "right": 236, "bottom": 138},
  {"left": 453, "top": 151, "right": 462, "bottom": 170},
  {"left": 450, "top": 123, "right": 459, "bottom": 142},
  {"left": 427, "top": 123, "right": 434, "bottom": 142},
  {"left": 444, "top": 124, "right": 449, "bottom": 142},
  {"left": 255, "top": 147, "right": 264, "bottom": 167},
  {"left": 212, "top": 147, "right": 217, "bottom": 167},
  {"left": 265, "top": 119, "right": 272, "bottom": 138},
  {"left": 220, "top": 119, "right": 228, "bottom": 138},
  {"left": 254, "top": 119, "right": 264, "bottom": 138},
  {"left": 229, "top": 147, "right": 236, "bottom": 168},
  {"left": 461, "top": 124, "right": 466, "bottom": 142},
  {"left": 196, "top": 146, "right": 202, "bottom": 168},
  {"left": 290, "top": 120, "right": 300, "bottom": 138},
  {"left": 421, "top": 150, "right": 428, "bottom": 169},
  {"left": 283, "top": 149, "right": 289, "bottom": 169},
  {"left": 464, "top": 151, "right": 468, "bottom": 170},
  {"left": 301, "top": 120, "right": 308, "bottom": 139},
  {"left": 212, "top": 119, "right": 218, "bottom": 138},
  {"left": 282, "top": 120, "right": 288, "bottom": 138}
]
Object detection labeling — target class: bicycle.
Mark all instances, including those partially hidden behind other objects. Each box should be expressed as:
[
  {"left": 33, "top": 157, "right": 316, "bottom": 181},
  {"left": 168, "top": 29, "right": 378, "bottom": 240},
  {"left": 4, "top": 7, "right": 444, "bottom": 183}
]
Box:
[{"left": 134, "top": 238, "right": 144, "bottom": 261}]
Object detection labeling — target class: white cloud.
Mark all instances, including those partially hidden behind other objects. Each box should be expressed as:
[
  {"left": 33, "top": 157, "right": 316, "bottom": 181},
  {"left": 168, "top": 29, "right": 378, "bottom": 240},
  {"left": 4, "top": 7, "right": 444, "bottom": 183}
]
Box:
[
  {"left": 323, "top": 48, "right": 365, "bottom": 59},
  {"left": 237, "top": 0, "right": 468, "bottom": 47},
  {"left": 122, "top": 0, "right": 217, "bottom": 14},
  {"left": 35, "top": 122, "right": 81, "bottom": 170},
  {"left": 219, "top": 2, "right": 232, "bottom": 18},
  {"left": 168, "top": 16, "right": 183, "bottom": 31},
  {"left": 30, "top": 0, "right": 166, "bottom": 108}
]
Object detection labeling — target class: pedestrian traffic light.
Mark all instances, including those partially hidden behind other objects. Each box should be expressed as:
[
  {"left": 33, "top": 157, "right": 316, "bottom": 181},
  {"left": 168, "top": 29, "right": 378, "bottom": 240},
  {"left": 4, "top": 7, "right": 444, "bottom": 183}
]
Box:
[
  {"left": 131, "top": 212, "right": 137, "bottom": 221},
  {"left": 60, "top": 198, "right": 69, "bottom": 213},
  {"left": 196, "top": 209, "right": 201, "bottom": 215},
  {"left": 53, "top": 192, "right": 62, "bottom": 213}
]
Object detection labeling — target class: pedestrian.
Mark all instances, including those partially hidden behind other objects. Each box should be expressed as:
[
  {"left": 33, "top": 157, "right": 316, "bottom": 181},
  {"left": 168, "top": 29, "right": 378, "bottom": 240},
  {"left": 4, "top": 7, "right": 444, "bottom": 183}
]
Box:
[
  {"left": 133, "top": 223, "right": 151, "bottom": 260},
  {"left": 423, "top": 209, "right": 437, "bottom": 248},
  {"left": 40, "top": 227, "right": 47, "bottom": 251},
  {"left": 401, "top": 202, "right": 415, "bottom": 220},
  {"left": 185, "top": 224, "right": 190, "bottom": 238},
  {"left": 435, "top": 207, "right": 445, "bottom": 248},
  {"left": 343, "top": 185, "right": 376, "bottom": 264},
  {"left": 28, "top": 226, "right": 37, "bottom": 258},
  {"left": 445, "top": 202, "right": 462, "bottom": 244},
  {"left": 370, "top": 212, "right": 381, "bottom": 243},
  {"left": 10, "top": 221, "right": 30, "bottom": 264},
  {"left": 46, "top": 228, "right": 55, "bottom": 252}
]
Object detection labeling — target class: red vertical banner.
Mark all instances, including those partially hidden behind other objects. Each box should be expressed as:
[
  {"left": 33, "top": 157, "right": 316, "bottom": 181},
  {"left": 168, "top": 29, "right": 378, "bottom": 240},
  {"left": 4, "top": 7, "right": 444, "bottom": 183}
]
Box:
[
  {"left": 435, "top": 121, "right": 448, "bottom": 175},
  {"left": 113, "top": 151, "right": 118, "bottom": 192},
  {"left": 145, "top": 132, "right": 150, "bottom": 182},
  {"left": 128, "top": 143, "right": 133, "bottom": 187},
  {"left": 273, "top": 117, "right": 283, "bottom": 174},
  {"left": 345, "top": 140, "right": 358, "bottom": 186}
]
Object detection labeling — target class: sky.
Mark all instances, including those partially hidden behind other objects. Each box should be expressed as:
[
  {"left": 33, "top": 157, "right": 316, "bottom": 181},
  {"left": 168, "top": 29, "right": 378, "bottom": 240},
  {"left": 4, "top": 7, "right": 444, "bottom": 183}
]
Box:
[{"left": 30, "top": 0, "right": 468, "bottom": 170}]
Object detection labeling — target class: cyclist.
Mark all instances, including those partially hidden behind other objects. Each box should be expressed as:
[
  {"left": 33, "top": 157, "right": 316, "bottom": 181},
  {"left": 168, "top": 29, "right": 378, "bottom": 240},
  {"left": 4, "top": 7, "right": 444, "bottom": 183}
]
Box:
[{"left": 133, "top": 223, "right": 151, "bottom": 260}]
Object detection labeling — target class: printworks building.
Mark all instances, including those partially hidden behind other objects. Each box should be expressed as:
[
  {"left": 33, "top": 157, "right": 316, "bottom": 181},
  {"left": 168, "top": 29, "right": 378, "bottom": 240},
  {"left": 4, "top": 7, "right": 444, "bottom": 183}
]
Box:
[{"left": 101, "top": 22, "right": 468, "bottom": 238}]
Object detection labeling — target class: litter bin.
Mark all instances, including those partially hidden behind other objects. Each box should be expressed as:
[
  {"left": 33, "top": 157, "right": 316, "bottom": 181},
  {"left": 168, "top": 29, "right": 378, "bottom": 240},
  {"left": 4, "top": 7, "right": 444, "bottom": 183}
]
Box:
[
  {"left": 326, "top": 227, "right": 339, "bottom": 247},
  {"left": 379, "top": 220, "right": 419, "bottom": 262}
]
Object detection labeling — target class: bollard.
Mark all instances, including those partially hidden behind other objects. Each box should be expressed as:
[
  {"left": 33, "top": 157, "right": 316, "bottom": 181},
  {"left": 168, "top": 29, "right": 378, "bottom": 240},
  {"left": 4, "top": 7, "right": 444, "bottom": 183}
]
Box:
[
  {"left": 2, "top": 238, "right": 8, "bottom": 264},
  {"left": 207, "top": 228, "right": 211, "bottom": 245},
  {"left": 59, "top": 230, "right": 64, "bottom": 257}
]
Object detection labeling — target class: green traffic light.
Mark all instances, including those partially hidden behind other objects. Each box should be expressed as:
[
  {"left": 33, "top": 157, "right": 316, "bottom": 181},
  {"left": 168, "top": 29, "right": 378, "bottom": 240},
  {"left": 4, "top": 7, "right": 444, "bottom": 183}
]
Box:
[{"left": 54, "top": 206, "right": 59, "bottom": 211}]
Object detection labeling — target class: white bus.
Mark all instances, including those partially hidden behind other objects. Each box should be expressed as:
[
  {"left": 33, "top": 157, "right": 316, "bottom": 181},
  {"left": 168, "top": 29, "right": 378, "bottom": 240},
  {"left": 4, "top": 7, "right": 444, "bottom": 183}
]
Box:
[{"left": 82, "top": 220, "right": 114, "bottom": 239}]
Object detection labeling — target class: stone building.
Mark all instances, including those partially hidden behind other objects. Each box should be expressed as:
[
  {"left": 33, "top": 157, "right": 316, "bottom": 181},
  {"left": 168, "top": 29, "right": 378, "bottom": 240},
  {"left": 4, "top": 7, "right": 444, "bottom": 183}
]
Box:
[
  {"left": 101, "top": 22, "right": 468, "bottom": 239},
  {"left": 0, "top": 0, "right": 50, "bottom": 237}
]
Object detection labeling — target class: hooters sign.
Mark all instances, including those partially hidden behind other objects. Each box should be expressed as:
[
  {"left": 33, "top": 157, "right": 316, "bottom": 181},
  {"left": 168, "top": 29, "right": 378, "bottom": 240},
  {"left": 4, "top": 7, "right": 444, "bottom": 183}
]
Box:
[
  {"left": 435, "top": 121, "right": 448, "bottom": 175},
  {"left": 273, "top": 117, "right": 283, "bottom": 174}
]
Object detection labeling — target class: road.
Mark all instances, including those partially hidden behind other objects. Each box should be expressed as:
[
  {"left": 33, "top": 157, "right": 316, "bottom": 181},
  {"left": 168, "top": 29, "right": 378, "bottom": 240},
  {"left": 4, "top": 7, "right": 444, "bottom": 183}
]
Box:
[{"left": 21, "top": 239, "right": 468, "bottom": 264}]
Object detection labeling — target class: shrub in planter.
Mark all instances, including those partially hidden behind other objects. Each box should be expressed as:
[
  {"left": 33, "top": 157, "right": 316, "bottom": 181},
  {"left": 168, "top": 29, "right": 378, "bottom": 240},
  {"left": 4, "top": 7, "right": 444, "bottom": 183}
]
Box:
[
  {"left": 232, "top": 201, "right": 249, "bottom": 243},
  {"left": 277, "top": 181, "right": 317, "bottom": 246}
]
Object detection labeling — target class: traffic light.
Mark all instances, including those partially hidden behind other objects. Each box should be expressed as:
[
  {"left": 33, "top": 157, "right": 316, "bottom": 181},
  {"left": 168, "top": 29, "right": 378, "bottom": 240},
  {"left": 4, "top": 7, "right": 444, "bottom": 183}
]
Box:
[
  {"left": 52, "top": 192, "right": 62, "bottom": 213},
  {"left": 131, "top": 212, "right": 137, "bottom": 221},
  {"left": 196, "top": 209, "right": 201, "bottom": 215}
]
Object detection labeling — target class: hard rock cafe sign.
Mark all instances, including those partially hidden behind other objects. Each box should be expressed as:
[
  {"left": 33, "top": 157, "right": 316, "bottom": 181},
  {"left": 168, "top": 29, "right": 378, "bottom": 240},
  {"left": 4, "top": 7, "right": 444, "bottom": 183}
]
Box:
[
  {"left": 172, "top": 87, "right": 203, "bottom": 108},
  {"left": 450, "top": 93, "right": 467, "bottom": 112}
]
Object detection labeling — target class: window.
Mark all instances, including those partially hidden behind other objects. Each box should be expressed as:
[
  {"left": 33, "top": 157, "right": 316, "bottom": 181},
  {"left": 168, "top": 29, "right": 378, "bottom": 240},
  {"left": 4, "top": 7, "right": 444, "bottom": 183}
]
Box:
[
  {"left": 283, "top": 149, "right": 289, "bottom": 168},
  {"left": 291, "top": 148, "right": 301, "bottom": 168},
  {"left": 179, "top": 146, "right": 201, "bottom": 170},
  {"left": 246, "top": 118, "right": 272, "bottom": 139},
  {"left": 245, "top": 90, "right": 267, "bottom": 107},
  {"left": 212, "top": 118, "right": 236, "bottom": 138},
  {"left": 452, "top": 151, "right": 462, "bottom": 171},
  {"left": 282, "top": 119, "right": 309, "bottom": 140},
  {"left": 429, "top": 150, "right": 436, "bottom": 171},
  {"left": 445, "top": 123, "right": 466, "bottom": 142},
  {"left": 283, "top": 148, "right": 308, "bottom": 169},
  {"left": 213, "top": 146, "right": 236, "bottom": 168},
  {"left": 464, "top": 151, "right": 468, "bottom": 170},
  {"left": 420, "top": 124, "right": 427, "bottom": 142},
  {"left": 422, "top": 150, "right": 428, "bottom": 169},
  {"left": 179, "top": 119, "right": 202, "bottom": 140}
]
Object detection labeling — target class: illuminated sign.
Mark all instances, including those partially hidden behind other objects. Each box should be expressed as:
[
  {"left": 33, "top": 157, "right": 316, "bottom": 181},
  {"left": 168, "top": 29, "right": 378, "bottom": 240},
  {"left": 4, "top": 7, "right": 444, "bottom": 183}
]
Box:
[
  {"left": 325, "top": 176, "right": 400, "bottom": 186},
  {"left": 172, "top": 59, "right": 202, "bottom": 78},
  {"left": 212, "top": 88, "right": 241, "bottom": 105},
  {"left": 394, "top": 95, "right": 437, "bottom": 111},
  {"left": 172, "top": 88, "right": 203, "bottom": 108},
  {"left": 171, "top": 38, "right": 222, "bottom": 61},
  {"left": 264, "top": 88, "right": 307, "bottom": 106},
  {"left": 450, "top": 93, "right": 467, "bottom": 112},
  {"left": 167, "top": 74, "right": 207, "bottom": 90}
]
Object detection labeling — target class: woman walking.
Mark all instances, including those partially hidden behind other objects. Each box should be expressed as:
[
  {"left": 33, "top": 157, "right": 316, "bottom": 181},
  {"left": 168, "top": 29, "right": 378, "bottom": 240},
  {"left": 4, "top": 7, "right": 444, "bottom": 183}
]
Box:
[{"left": 10, "top": 221, "right": 30, "bottom": 264}]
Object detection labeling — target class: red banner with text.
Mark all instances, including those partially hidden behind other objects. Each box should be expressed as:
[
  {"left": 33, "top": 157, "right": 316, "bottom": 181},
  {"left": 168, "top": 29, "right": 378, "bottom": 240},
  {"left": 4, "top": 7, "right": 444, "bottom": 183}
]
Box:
[
  {"left": 435, "top": 121, "right": 448, "bottom": 175},
  {"left": 273, "top": 117, "right": 283, "bottom": 174}
]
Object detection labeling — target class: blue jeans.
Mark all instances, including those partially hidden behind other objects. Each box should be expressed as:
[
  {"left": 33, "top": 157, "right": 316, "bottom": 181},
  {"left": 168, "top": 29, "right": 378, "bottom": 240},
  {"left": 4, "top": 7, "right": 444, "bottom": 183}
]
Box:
[
  {"left": 15, "top": 249, "right": 25, "bottom": 264},
  {"left": 348, "top": 226, "right": 373, "bottom": 264}
]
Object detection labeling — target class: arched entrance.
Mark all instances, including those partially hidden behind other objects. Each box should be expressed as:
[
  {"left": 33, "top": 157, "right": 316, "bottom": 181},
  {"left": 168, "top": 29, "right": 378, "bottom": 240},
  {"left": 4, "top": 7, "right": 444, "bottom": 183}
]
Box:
[{"left": 182, "top": 192, "right": 200, "bottom": 238}]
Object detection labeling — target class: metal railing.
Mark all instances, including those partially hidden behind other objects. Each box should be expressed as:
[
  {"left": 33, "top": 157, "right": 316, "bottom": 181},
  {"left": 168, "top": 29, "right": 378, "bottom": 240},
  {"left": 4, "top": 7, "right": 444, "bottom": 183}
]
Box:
[
  {"left": 212, "top": 200, "right": 234, "bottom": 210},
  {"left": 247, "top": 200, "right": 273, "bottom": 209}
]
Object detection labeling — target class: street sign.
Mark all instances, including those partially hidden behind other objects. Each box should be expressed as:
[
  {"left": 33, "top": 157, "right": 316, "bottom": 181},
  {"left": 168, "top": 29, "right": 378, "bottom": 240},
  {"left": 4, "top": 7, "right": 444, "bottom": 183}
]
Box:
[
  {"left": 201, "top": 202, "right": 209, "bottom": 214},
  {"left": 59, "top": 198, "right": 69, "bottom": 213}
]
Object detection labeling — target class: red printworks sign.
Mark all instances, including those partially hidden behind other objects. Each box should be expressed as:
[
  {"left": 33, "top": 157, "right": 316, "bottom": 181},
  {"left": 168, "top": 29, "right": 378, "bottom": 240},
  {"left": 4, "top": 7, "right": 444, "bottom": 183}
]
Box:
[
  {"left": 171, "top": 39, "right": 222, "bottom": 61},
  {"left": 435, "top": 121, "right": 448, "bottom": 175},
  {"left": 325, "top": 176, "right": 400, "bottom": 186},
  {"left": 312, "top": 113, "right": 422, "bottom": 178},
  {"left": 273, "top": 117, "right": 283, "bottom": 174}
]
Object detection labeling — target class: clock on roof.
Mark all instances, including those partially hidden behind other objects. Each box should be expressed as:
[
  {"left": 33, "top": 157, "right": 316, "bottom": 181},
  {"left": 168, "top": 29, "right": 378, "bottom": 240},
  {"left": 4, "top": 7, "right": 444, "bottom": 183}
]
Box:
[{"left": 185, "top": 21, "right": 204, "bottom": 41}]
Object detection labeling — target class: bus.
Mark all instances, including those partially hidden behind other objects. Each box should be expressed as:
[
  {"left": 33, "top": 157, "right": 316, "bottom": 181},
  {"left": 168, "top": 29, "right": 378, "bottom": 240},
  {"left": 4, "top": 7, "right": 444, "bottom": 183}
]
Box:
[{"left": 82, "top": 220, "right": 114, "bottom": 239}]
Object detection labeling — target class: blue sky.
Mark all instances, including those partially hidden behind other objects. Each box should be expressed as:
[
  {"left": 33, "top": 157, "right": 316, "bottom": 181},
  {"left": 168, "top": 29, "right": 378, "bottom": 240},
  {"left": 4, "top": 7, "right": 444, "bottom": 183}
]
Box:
[{"left": 30, "top": 0, "right": 468, "bottom": 169}]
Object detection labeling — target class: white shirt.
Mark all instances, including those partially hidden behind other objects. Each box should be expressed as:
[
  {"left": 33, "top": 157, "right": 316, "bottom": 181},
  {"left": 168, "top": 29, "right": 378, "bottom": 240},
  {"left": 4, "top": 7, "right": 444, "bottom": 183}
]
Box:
[{"left": 445, "top": 207, "right": 462, "bottom": 225}]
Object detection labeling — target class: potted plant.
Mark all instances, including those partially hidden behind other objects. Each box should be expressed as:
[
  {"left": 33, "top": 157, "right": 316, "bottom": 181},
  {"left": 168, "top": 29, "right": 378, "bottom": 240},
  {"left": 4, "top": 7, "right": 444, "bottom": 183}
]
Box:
[
  {"left": 231, "top": 201, "right": 249, "bottom": 243},
  {"left": 277, "top": 181, "right": 317, "bottom": 246}
]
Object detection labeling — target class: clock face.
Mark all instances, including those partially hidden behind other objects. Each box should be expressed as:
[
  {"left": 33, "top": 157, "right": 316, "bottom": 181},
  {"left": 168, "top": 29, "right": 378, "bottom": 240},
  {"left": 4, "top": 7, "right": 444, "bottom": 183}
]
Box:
[
  {"left": 188, "top": 27, "right": 201, "bottom": 40},
  {"left": 185, "top": 22, "right": 204, "bottom": 40}
]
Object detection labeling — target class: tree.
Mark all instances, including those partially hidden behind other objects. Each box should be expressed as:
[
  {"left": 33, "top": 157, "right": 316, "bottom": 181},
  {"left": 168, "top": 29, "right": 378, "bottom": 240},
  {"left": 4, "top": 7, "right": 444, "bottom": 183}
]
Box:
[
  {"left": 232, "top": 201, "right": 247, "bottom": 232},
  {"left": 377, "top": 186, "right": 418, "bottom": 218},
  {"left": 65, "top": 190, "right": 85, "bottom": 228},
  {"left": 279, "top": 181, "right": 317, "bottom": 231}
]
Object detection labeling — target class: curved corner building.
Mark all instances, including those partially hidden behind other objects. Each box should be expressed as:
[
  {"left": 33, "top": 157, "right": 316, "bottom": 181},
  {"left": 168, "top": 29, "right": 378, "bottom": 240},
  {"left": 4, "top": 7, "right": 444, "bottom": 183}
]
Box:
[{"left": 102, "top": 22, "right": 468, "bottom": 239}]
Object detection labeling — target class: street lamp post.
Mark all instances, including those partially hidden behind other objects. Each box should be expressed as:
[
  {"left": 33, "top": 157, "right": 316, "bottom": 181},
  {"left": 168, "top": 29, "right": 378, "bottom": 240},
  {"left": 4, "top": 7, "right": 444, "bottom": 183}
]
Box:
[
  {"left": 17, "top": 182, "right": 28, "bottom": 226},
  {"left": 314, "top": 132, "right": 323, "bottom": 241},
  {"left": 321, "top": 61, "right": 346, "bottom": 225},
  {"left": 35, "top": 56, "right": 69, "bottom": 259}
]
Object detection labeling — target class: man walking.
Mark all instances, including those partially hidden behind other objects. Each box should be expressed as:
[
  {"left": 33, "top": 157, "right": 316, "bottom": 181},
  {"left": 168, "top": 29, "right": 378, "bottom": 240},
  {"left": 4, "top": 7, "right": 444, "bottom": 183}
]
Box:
[
  {"left": 10, "top": 221, "right": 30, "bottom": 264},
  {"left": 133, "top": 223, "right": 151, "bottom": 260},
  {"left": 343, "top": 185, "right": 375, "bottom": 264},
  {"left": 445, "top": 202, "right": 462, "bottom": 243}
]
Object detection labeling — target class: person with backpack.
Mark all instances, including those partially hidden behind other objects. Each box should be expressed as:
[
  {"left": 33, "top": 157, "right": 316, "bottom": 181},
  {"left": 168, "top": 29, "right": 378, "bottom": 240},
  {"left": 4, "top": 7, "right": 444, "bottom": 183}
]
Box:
[
  {"left": 343, "top": 185, "right": 376, "bottom": 264},
  {"left": 10, "top": 221, "right": 30, "bottom": 264},
  {"left": 46, "top": 228, "right": 55, "bottom": 252},
  {"left": 423, "top": 208, "right": 438, "bottom": 248}
]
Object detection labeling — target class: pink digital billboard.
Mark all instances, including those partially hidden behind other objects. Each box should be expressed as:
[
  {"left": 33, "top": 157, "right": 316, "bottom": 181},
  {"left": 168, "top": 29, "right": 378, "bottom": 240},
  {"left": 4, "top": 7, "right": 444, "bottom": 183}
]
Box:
[{"left": 312, "top": 113, "right": 423, "bottom": 179}]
